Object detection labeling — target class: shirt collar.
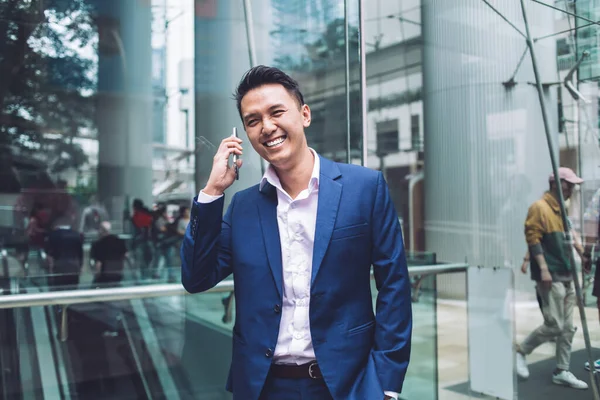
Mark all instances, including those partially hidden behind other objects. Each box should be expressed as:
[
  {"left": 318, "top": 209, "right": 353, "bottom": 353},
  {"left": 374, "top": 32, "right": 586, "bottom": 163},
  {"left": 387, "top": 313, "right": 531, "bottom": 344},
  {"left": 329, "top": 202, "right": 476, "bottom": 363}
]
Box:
[
  {"left": 259, "top": 148, "right": 320, "bottom": 193},
  {"left": 543, "top": 191, "right": 561, "bottom": 213}
]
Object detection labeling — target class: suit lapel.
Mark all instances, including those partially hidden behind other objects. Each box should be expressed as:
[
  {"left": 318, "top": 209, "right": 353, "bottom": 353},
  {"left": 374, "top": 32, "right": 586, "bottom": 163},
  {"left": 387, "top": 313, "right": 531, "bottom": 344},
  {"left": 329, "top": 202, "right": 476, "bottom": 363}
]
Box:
[
  {"left": 257, "top": 183, "right": 283, "bottom": 298},
  {"left": 311, "top": 157, "right": 342, "bottom": 285}
]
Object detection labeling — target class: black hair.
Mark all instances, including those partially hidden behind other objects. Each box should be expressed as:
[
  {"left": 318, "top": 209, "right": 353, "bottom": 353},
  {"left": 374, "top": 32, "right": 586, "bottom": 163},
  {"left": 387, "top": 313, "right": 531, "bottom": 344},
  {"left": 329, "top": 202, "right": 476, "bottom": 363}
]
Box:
[
  {"left": 30, "top": 202, "right": 44, "bottom": 218},
  {"left": 132, "top": 198, "right": 144, "bottom": 210},
  {"left": 234, "top": 65, "right": 305, "bottom": 121}
]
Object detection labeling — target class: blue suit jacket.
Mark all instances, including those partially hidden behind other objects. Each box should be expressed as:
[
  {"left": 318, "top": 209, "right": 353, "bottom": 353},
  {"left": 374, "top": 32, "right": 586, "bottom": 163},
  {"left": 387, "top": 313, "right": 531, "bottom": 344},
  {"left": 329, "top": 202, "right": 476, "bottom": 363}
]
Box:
[{"left": 181, "top": 156, "right": 412, "bottom": 400}]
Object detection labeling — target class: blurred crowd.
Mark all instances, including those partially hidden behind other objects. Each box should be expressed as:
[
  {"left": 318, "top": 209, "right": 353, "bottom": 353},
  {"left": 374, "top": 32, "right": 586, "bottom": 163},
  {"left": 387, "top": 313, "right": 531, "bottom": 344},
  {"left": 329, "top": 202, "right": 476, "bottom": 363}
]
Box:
[{"left": 5, "top": 185, "right": 189, "bottom": 289}]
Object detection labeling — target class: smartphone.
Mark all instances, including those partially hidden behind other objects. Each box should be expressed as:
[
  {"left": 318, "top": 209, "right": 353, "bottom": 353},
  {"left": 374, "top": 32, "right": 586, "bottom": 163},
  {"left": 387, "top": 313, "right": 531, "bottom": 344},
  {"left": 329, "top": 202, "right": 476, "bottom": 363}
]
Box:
[{"left": 232, "top": 127, "right": 239, "bottom": 180}]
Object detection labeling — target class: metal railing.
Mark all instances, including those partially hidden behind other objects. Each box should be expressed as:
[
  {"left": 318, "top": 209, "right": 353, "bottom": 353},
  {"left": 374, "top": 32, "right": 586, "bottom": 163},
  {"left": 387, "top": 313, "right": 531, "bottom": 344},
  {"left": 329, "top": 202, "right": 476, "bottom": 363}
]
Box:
[{"left": 0, "top": 263, "right": 468, "bottom": 310}]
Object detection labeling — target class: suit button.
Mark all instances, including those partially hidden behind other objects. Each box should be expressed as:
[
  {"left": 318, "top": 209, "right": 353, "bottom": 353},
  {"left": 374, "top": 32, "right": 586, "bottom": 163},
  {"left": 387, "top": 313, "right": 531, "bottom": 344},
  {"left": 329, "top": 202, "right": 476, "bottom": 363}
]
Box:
[
  {"left": 265, "top": 348, "right": 273, "bottom": 358},
  {"left": 274, "top": 304, "right": 281, "bottom": 313}
]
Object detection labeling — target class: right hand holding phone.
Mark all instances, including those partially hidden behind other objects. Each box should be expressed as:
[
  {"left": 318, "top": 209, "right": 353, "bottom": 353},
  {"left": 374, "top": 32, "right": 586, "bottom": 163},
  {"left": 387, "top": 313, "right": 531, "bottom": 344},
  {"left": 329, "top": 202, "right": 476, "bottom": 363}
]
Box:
[{"left": 203, "top": 136, "right": 243, "bottom": 196}]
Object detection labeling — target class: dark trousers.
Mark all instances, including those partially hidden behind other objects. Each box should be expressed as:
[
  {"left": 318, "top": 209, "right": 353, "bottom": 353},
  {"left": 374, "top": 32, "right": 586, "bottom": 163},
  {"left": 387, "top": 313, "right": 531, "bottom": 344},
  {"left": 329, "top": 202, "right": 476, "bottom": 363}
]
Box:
[{"left": 258, "top": 372, "right": 333, "bottom": 400}]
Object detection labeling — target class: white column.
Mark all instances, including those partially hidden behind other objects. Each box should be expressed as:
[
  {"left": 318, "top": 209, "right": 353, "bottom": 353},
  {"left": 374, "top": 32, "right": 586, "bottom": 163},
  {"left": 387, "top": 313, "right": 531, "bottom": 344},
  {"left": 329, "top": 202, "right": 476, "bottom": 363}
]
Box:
[{"left": 422, "top": 0, "right": 558, "bottom": 296}]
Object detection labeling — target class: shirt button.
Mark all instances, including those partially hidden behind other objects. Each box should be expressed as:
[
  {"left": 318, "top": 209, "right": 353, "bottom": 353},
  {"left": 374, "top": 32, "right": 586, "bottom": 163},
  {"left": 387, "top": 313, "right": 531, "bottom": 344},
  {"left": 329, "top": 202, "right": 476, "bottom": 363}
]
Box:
[
  {"left": 274, "top": 304, "right": 281, "bottom": 313},
  {"left": 265, "top": 348, "right": 273, "bottom": 358}
]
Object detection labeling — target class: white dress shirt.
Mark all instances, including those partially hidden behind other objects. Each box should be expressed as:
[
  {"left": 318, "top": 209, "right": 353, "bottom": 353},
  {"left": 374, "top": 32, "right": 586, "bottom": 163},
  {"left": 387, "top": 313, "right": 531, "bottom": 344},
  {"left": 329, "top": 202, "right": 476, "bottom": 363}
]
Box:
[
  {"left": 261, "top": 149, "right": 320, "bottom": 365},
  {"left": 197, "top": 149, "right": 397, "bottom": 399}
]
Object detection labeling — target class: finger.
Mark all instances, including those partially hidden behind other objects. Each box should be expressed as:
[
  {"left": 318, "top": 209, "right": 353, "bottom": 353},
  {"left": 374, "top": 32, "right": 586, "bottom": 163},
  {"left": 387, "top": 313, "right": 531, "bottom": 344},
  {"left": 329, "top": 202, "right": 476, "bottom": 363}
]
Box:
[
  {"left": 222, "top": 135, "right": 243, "bottom": 143},
  {"left": 219, "top": 142, "right": 243, "bottom": 156},
  {"left": 215, "top": 147, "right": 243, "bottom": 161},
  {"left": 228, "top": 142, "right": 243, "bottom": 152},
  {"left": 235, "top": 158, "right": 243, "bottom": 169},
  {"left": 221, "top": 137, "right": 243, "bottom": 148}
]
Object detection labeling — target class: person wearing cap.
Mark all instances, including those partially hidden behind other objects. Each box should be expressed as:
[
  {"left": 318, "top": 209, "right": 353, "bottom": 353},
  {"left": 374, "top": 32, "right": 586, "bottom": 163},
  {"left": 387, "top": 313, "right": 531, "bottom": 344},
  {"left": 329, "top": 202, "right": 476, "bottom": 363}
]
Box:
[{"left": 515, "top": 167, "right": 589, "bottom": 389}]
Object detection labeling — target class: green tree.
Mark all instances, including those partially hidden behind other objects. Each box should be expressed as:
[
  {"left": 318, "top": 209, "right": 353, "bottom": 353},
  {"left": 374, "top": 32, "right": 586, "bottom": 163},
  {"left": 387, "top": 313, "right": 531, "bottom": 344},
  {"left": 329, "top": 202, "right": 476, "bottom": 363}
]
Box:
[{"left": 0, "top": 0, "right": 96, "bottom": 174}]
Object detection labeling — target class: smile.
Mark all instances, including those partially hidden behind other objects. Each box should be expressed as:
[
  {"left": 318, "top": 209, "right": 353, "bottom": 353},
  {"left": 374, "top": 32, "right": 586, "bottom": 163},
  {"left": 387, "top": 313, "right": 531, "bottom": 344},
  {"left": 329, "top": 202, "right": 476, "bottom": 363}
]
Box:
[{"left": 264, "top": 136, "right": 287, "bottom": 148}]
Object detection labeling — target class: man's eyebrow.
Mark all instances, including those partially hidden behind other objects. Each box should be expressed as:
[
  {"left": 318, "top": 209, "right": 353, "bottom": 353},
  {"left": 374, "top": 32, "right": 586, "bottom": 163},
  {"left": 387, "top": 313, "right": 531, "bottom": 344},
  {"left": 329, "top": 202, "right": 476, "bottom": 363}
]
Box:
[
  {"left": 243, "top": 104, "right": 287, "bottom": 121},
  {"left": 268, "top": 103, "right": 286, "bottom": 111},
  {"left": 242, "top": 112, "right": 259, "bottom": 122}
]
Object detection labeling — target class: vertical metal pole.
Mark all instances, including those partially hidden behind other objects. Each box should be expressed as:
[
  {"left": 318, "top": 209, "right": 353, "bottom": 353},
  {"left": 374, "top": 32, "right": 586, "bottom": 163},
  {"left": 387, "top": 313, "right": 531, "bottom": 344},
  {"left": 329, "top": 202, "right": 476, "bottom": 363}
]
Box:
[
  {"left": 60, "top": 305, "right": 68, "bottom": 342},
  {"left": 573, "top": 0, "right": 585, "bottom": 240},
  {"left": 358, "top": 0, "right": 368, "bottom": 168},
  {"left": 184, "top": 109, "right": 189, "bottom": 149},
  {"left": 519, "top": 1, "right": 600, "bottom": 397},
  {"left": 344, "top": 0, "right": 352, "bottom": 164},
  {"left": 242, "top": 0, "right": 257, "bottom": 67}
]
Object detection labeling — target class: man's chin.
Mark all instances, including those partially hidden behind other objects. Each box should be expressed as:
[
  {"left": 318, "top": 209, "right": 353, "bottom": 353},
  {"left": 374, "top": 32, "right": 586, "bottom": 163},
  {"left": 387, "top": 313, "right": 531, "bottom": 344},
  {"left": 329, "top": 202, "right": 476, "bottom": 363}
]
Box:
[{"left": 262, "top": 149, "right": 288, "bottom": 164}]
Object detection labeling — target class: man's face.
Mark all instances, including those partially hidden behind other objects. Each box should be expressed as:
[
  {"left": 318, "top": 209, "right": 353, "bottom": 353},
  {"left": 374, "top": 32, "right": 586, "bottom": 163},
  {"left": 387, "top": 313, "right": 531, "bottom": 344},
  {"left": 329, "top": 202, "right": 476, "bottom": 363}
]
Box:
[
  {"left": 561, "top": 180, "right": 575, "bottom": 200},
  {"left": 240, "top": 83, "right": 311, "bottom": 170}
]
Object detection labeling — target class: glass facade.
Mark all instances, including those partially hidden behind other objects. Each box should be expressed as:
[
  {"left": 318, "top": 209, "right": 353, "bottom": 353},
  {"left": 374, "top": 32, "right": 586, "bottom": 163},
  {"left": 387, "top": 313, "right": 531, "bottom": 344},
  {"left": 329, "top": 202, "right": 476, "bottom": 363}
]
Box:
[{"left": 0, "top": 0, "right": 599, "bottom": 398}]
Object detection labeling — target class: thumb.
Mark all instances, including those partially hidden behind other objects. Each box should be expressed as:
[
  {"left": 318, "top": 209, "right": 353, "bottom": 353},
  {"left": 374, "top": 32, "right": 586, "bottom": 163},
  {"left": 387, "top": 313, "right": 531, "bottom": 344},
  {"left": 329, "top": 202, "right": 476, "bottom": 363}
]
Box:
[{"left": 236, "top": 159, "right": 243, "bottom": 169}]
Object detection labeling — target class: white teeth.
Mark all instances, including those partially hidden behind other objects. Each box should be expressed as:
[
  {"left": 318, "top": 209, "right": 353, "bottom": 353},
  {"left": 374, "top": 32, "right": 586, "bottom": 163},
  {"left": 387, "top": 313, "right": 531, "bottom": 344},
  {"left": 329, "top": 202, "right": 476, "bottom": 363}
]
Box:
[{"left": 266, "top": 137, "right": 285, "bottom": 147}]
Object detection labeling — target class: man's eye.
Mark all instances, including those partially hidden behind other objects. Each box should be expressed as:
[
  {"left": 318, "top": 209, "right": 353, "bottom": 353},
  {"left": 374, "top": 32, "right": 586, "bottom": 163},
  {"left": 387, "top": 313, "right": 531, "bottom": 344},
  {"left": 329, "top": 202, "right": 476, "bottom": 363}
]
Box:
[
  {"left": 273, "top": 110, "right": 284, "bottom": 116},
  {"left": 247, "top": 120, "right": 257, "bottom": 126}
]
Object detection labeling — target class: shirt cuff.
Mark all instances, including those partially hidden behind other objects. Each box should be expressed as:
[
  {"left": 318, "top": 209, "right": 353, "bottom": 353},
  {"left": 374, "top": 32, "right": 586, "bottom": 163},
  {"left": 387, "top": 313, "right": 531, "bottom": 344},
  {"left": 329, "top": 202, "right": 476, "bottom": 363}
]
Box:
[
  {"left": 197, "top": 190, "right": 224, "bottom": 203},
  {"left": 384, "top": 391, "right": 398, "bottom": 399}
]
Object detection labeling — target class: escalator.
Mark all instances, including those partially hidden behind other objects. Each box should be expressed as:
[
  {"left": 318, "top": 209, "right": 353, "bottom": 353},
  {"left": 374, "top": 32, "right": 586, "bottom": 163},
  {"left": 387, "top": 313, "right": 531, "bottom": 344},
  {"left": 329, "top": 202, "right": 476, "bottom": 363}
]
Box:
[
  {"left": 0, "top": 244, "right": 234, "bottom": 400},
  {"left": 0, "top": 247, "right": 28, "bottom": 400},
  {"left": 0, "top": 306, "right": 24, "bottom": 399},
  {"left": 56, "top": 295, "right": 232, "bottom": 400}
]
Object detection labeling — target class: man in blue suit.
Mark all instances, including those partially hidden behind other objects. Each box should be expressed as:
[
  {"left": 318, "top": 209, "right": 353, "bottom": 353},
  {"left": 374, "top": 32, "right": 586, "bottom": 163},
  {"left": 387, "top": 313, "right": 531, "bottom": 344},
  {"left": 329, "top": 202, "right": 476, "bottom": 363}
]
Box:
[{"left": 181, "top": 66, "right": 412, "bottom": 399}]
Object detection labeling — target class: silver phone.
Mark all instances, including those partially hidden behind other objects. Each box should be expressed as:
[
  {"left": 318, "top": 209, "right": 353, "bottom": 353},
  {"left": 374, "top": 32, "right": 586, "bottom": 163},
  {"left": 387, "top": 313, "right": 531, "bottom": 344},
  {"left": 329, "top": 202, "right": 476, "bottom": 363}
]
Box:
[{"left": 232, "top": 127, "right": 239, "bottom": 180}]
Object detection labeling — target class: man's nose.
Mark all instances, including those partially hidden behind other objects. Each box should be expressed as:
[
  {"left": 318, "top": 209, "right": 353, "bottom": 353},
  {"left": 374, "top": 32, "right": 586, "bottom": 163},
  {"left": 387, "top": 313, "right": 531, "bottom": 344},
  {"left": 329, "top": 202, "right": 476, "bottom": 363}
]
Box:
[{"left": 262, "top": 118, "right": 277, "bottom": 135}]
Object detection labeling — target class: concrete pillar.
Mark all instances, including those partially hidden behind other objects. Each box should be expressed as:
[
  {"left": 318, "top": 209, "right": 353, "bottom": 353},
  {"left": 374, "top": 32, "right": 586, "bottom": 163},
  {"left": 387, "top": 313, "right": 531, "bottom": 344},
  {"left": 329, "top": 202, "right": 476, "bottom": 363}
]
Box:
[
  {"left": 94, "top": 0, "right": 154, "bottom": 223},
  {"left": 422, "top": 0, "right": 558, "bottom": 296}
]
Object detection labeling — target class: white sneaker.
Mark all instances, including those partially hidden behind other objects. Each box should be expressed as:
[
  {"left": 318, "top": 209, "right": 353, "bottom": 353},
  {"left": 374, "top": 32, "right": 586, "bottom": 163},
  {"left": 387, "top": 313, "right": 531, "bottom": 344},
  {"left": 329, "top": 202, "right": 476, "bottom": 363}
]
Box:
[
  {"left": 552, "top": 370, "right": 588, "bottom": 389},
  {"left": 584, "top": 359, "right": 600, "bottom": 372},
  {"left": 516, "top": 352, "right": 529, "bottom": 379}
]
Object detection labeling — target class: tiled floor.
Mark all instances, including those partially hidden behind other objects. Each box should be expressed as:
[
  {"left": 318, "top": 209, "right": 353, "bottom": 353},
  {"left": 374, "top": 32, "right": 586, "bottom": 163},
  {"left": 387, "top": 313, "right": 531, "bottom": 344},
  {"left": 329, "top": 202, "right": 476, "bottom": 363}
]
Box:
[{"left": 437, "top": 293, "right": 600, "bottom": 400}]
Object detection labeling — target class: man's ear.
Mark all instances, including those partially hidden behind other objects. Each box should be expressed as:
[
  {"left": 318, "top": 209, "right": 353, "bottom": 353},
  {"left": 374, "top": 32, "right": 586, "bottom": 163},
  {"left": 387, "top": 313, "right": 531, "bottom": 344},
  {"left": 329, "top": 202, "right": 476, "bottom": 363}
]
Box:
[{"left": 302, "top": 104, "right": 311, "bottom": 128}]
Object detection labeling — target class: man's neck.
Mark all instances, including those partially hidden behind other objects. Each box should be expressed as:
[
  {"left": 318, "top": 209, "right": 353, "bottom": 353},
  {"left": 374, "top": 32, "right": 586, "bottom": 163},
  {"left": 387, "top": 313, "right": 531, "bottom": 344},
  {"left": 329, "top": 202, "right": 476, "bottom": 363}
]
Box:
[
  {"left": 548, "top": 189, "right": 563, "bottom": 202},
  {"left": 273, "top": 148, "right": 314, "bottom": 200}
]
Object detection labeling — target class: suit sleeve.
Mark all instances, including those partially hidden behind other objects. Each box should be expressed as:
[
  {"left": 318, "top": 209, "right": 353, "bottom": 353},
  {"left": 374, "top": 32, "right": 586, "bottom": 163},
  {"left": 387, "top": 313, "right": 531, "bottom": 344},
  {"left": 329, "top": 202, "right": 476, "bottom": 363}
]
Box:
[
  {"left": 180, "top": 194, "right": 235, "bottom": 293},
  {"left": 371, "top": 172, "right": 412, "bottom": 393}
]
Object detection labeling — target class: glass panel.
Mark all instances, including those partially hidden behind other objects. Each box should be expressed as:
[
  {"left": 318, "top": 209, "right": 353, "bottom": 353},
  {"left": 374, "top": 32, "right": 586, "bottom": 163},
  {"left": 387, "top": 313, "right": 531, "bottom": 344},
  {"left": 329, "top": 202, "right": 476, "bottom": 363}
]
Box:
[
  {"left": 0, "top": 275, "right": 443, "bottom": 399},
  {"left": 576, "top": 0, "right": 600, "bottom": 81},
  {"left": 400, "top": 273, "right": 437, "bottom": 400},
  {"left": 4, "top": 0, "right": 600, "bottom": 399},
  {"left": 249, "top": 0, "right": 362, "bottom": 164},
  {"left": 466, "top": 266, "right": 516, "bottom": 399},
  {"left": 364, "top": 0, "right": 600, "bottom": 399},
  {"left": 0, "top": 0, "right": 196, "bottom": 290},
  {"left": 0, "top": 292, "right": 238, "bottom": 399}
]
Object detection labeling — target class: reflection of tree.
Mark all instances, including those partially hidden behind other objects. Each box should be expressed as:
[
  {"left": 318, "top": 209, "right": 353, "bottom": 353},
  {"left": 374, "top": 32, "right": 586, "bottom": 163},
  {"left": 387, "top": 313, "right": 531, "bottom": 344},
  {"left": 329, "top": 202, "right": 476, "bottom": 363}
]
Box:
[
  {"left": 0, "top": 0, "right": 96, "bottom": 175},
  {"left": 273, "top": 18, "right": 359, "bottom": 72}
]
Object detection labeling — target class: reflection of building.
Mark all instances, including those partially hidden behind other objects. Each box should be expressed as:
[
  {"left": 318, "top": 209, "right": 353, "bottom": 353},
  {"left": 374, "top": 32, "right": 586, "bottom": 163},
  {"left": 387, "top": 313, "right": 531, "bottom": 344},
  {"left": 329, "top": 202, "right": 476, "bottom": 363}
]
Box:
[
  {"left": 553, "top": 0, "right": 600, "bottom": 229},
  {"left": 294, "top": 1, "right": 424, "bottom": 250},
  {"left": 270, "top": 0, "right": 342, "bottom": 72},
  {"left": 575, "top": 0, "right": 600, "bottom": 81}
]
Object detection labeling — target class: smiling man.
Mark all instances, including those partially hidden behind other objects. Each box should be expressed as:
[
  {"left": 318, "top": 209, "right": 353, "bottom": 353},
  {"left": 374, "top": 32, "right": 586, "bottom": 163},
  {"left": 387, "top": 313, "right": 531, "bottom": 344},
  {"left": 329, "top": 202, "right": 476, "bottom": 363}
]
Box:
[{"left": 181, "top": 65, "right": 412, "bottom": 400}]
